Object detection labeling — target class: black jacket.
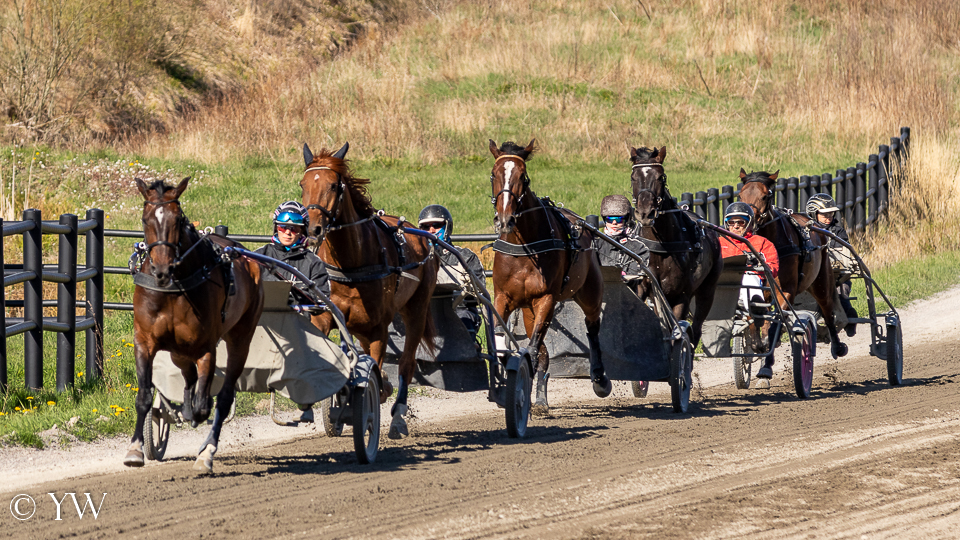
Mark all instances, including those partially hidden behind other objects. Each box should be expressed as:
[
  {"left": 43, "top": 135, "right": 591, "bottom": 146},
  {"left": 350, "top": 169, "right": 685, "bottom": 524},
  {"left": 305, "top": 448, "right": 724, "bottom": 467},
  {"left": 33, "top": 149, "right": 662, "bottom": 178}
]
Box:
[
  {"left": 439, "top": 246, "right": 484, "bottom": 283},
  {"left": 594, "top": 228, "right": 650, "bottom": 279},
  {"left": 822, "top": 218, "right": 850, "bottom": 249},
  {"left": 255, "top": 241, "right": 331, "bottom": 297}
]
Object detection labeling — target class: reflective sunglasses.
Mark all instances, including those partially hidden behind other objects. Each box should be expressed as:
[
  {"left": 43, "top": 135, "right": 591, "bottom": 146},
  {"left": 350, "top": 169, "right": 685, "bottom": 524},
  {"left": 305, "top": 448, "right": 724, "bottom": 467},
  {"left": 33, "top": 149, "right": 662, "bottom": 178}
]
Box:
[
  {"left": 277, "top": 224, "right": 303, "bottom": 233},
  {"left": 725, "top": 219, "right": 747, "bottom": 227},
  {"left": 603, "top": 215, "right": 627, "bottom": 224}
]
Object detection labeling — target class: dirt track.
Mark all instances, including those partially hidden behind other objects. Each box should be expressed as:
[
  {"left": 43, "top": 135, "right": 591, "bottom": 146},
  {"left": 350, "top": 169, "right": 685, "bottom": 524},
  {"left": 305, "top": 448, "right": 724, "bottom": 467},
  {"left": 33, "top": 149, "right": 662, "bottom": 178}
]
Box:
[{"left": 4, "top": 297, "right": 960, "bottom": 538}]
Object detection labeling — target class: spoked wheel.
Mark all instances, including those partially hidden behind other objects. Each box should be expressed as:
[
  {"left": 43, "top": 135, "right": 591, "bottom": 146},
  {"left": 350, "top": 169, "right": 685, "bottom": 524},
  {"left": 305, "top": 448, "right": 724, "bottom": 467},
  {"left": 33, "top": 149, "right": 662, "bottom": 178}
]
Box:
[
  {"left": 886, "top": 316, "right": 903, "bottom": 386},
  {"left": 505, "top": 356, "right": 532, "bottom": 438},
  {"left": 321, "top": 391, "right": 346, "bottom": 437},
  {"left": 143, "top": 391, "right": 169, "bottom": 461},
  {"left": 631, "top": 380, "right": 649, "bottom": 398},
  {"left": 792, "top": 315, "right": 816, "bottom": 399},
  {"left": 352, "top": 375, "right": 381, "bottom": 464},
  {"left": 732, "top": 335, "right": 752, "bottom": 390},
  {"left": 670, "top": 334, "right": 694, "bottom": 413}
]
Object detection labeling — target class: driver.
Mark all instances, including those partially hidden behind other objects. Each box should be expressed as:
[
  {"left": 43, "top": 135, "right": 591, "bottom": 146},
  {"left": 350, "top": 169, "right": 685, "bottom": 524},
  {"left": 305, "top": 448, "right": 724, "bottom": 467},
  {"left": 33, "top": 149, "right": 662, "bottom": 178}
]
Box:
[
  {"left": 418, "top": 204, "right": 484, "bottom": 340},
  {"left": 255, "top": 201, "right": 330, "bottom": 424},
  {"left": 594, "top": 195, "right": 650, "bottom": 285},
  {"left": 806, "top": 193, "right": 858, "bottom": 337}
]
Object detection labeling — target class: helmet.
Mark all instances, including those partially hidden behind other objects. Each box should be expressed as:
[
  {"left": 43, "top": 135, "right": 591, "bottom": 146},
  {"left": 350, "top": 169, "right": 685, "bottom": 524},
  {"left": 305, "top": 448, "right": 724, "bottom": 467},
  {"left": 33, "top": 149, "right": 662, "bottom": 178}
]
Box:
[
  {"left": 418, "top": 204, "right": 453, "bottom": 242},
  {"left": 600, "top": 195, "right": 632, "bottom": 218},
  {"left": 273, "top": 201, "right": 308, "bottom": 228},
  {"left": 724, "top": 202, "right": 755, "bottom": 231},
  {"left": 806, "top": 193, "right": 840, "bottom": 219}
]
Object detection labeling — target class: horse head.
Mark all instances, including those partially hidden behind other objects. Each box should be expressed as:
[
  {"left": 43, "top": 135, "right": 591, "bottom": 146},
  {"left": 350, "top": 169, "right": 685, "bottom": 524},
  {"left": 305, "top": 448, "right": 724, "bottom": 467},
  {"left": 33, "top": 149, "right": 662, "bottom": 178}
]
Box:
[
  {"left": 629, "top": 145, "right": 668, "bottom": 227},
  {"left": 300, "top": 142, "right": 350, "bottom": 241},
  {"left": 737, "top": 168, "right": 780, "bottom": 225},
  {"left": 488, "top": 139, "right": 536, "bottom": 235},
  {"left": 136, "top": 177, "right": 190, "bottom": 288}
]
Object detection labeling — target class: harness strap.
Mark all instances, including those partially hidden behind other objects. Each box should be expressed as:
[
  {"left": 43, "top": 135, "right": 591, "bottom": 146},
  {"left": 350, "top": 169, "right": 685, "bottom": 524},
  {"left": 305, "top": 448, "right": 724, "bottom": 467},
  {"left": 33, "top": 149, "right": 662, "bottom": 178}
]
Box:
[{"left": 133, "top": 264, "right": 214, "bottom": 292}]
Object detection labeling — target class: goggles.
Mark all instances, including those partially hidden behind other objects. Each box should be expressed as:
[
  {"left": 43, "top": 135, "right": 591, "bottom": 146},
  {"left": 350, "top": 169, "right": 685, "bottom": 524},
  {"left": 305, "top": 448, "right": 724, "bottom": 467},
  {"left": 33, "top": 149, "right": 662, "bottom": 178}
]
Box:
[
  {"left": 725, "top": 218, "right": 748, "bottom": 227},
  {"left": 419, "top": 221, "right": 445, "bottom": 230},
  {"left": 603, "top": 215, "right": 628, "bottom": 225},
  {"left": 275, "top": 211, "right": 306, "bottom": 226},
  {"left": 277, "top": 223, "right": 303, "bottom": 233}
]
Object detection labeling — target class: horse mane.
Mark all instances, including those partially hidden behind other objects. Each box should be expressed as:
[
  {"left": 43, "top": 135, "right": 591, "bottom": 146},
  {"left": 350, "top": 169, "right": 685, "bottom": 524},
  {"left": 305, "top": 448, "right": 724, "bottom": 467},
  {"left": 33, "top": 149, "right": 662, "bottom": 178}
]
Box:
[
  {"left": 143, "top": 179, "right": 178, "bottom": 198},
  {"left": 308, "top": 150, "right": 377, "bottom": 218},
  {"left": 743, "top": 171, "right": 776, "bottom": 186},
  {"left": 630, "top": 147, "right": 660, "bottom": 163},
  {"left": 498, "top": 141, "right": 536, "bottom": 161}
]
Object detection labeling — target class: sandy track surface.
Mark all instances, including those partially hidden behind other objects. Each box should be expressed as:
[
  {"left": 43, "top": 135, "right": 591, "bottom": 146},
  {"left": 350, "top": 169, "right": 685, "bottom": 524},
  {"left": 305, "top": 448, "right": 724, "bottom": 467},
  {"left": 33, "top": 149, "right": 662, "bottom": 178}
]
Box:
[{"left": 2, "top": 286, "right": 960, "bottom": 538}]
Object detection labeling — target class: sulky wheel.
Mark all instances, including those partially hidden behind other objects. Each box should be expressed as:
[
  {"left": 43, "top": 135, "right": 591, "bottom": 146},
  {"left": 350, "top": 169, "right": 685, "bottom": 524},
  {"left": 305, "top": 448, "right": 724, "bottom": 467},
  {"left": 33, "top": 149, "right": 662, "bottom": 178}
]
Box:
[
  {"left": 143, "top": 390, "right": 170, "bottom": 462},
  {"left": 792, "top": 314, "right": 816, "bottom": 399},
  {"left": 732, "top": 335, "right": 752, "bottom": 390},
  {"left": 505, "top": 355, "right": 532, "bottom": 438},
  {"left": 670, "top": 332, "right": 694, "bottom": 413},
  {"left": 352, "top": 374, "right": 381, "bottom": 464},
  {"left": 631, "top": 380, "right": 649, "bottom": 398},
  {"left": 321, "top": 391, "right": 346, "bottom": 437},
  {"left": 886, "top": 316, "right": 904, "bottom": 386}
]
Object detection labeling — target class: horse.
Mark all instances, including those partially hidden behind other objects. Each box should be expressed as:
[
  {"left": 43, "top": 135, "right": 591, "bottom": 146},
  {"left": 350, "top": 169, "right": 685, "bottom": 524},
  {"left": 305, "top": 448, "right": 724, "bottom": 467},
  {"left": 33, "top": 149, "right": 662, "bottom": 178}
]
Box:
[
  {"left": 300, "top": 142, "right": 438, "bottom": 440},
  {"left": 124, "top": 177, "right": 264, "bottom": 474},
  {"left": 488, "top": 139, "right": 610, "bottom": 416},
  {"left": 737, "top": 169, "right": 848, "bottom": 359},
  {"left": 629, "top": 145, "right": 723, "bottom": 349}
]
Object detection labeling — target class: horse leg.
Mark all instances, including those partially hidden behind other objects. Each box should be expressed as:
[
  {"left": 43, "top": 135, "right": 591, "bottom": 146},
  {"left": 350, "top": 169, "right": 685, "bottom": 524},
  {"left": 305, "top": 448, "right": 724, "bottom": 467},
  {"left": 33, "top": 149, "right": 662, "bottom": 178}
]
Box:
[
  {"left": 124, "top": 340, "right": 157, "bottom": 467},
  {"left": 365, "top": 335, "right": 393, "bottom": 404},
  {"left": 525, "top": 300, "right": 556, "bottom": 416},
  {"left": 810, "top": 256, "right": 848, "bottom": 358},
  {"left": 190, "top": 351, "right": 216, "bottom": 427},
  {"left": 576, "top": 265, "right": 609, "bottom": 398},
  {"left": 389, "top": 309, "right": 430, "bottom": 440}
]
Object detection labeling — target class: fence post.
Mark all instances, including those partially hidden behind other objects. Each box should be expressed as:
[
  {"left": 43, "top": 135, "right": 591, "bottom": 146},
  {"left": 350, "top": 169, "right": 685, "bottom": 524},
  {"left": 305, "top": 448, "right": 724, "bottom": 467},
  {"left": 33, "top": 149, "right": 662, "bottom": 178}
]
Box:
[
  {"left": 57, "top": 214, "right": 78, "bottom": 392},
  {"left": 868, "top": 154, "right": 879, "bottom": 228},
  {"left": 23, "top": 209, "right": 43, "bottom": 390},
  {"left": 798, "top": 175, "right": 811, "bottom": 214},
  {"left": 85, "top": 209, "right": 104, "bottom": 382},
  {"left": 889, "top": 136, "right": 902, "bottom": 193},
  {"left": 695, "top": 191, "right": 707, "bottom": 219},
  {"left": 721, "top": 185, "right": 734, "bottom": 217},
  {"left": 900, "top": 126, "right": 910, "bottom": 156},
  {"left": 681, "top": 192, "right": 694, "bottom": 212},
  {"left": 855, "top": 163, "right": 867, "bottom": 231},
  {"left": 707, "top": 187, "right": 720, "bottom": 225},
  {"left": 215, "top": 225, "right": 229, "bottom": 237},
  {"left": 0, "top": 217, "right": 5, "bottom": 391},
  {"left": 776, "top": 177, "right": 787, "bottom": 209},
  {"left": 821, "top": 173, "right": 833, "bottom": 197},
  {"left": 843, "top": 167, "right": 855, "bottom": 229},
  {"left": 878, "top": 144, "right": 890, "bottom": 217}
]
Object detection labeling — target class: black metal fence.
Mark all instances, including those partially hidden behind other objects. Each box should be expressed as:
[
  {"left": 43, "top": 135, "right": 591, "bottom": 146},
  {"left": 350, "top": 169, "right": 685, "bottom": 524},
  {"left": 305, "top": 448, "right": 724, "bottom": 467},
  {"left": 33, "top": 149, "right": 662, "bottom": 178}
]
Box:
[{"left": 1, "top": 127, "right": 910, "bottom": 392}]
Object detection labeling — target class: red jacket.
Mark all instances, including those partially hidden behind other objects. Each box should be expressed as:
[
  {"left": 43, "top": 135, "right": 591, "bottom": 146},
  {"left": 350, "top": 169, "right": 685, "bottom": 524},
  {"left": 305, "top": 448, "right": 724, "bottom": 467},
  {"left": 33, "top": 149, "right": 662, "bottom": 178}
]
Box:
[{"left": 720, "top": 232, "right": 779, "bottom": 278}]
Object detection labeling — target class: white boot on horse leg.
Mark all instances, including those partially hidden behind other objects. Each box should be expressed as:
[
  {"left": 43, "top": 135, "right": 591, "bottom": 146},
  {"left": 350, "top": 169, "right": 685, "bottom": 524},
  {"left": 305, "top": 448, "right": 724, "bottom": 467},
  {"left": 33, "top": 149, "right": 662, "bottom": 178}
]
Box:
[
  {"left": 388, "top": 403, "right": 409, "bottom": 440},
  {"left": 123, "top": 442, "right": 145, "bottom": 467}
]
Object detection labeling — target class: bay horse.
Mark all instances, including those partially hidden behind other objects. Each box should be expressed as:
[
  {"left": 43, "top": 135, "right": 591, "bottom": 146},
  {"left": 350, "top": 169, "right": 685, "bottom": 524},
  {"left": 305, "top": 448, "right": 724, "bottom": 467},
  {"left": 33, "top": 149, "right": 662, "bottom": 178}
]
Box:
[
  {"left": 300, "top": 142, "right": 438, "bottom": 440},
  {"left": 125, "top": 178, "right": 264, "bottom": 474},
  {"left": 629, "top": 145, "right": 723, "bottom": 349},
  {"left": 489, "top": 139, "right": 610, "bottom": 416},
  {"left": 738, "top": 169, "right": 848, "bottom": 359}
]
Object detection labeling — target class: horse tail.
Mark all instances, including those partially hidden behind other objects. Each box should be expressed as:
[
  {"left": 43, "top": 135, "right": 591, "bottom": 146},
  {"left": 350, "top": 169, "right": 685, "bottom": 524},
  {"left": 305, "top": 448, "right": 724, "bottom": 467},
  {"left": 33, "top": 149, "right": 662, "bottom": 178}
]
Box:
[{"left": 420, "top": 301, "right": 438, "bottom": 357}]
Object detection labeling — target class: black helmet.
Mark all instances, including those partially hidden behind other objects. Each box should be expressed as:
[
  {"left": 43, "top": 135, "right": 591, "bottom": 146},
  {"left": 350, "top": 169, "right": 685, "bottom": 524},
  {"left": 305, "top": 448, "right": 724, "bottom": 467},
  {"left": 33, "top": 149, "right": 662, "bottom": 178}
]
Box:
[
  {"left": 419, "top": 204, "right": 452, "bottom": 242},
  {"left": 806, "top": 193, "right": 840, "bottom": 219},
  {"left": 724, "top": 202, "right": 755, "bottom": 231}
]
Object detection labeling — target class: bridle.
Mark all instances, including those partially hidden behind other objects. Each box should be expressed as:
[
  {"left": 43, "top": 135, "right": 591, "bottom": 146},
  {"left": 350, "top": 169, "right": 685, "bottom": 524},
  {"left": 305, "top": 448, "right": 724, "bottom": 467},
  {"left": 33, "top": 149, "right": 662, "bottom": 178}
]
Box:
[
  {"left": 632, "top": 162, "right": 673, "bottom": 220},
  {"left": 141, "top": 197, "right": 206, "bottom": 274},
  {"left": 490, "top": 154, "right": 530, "bottom": 211},
  {"left": 741, "top": 178, "right": 775, "bottom": 224},
  {"left": 302, "top": 165, "right": 353, "bottom": 242}
]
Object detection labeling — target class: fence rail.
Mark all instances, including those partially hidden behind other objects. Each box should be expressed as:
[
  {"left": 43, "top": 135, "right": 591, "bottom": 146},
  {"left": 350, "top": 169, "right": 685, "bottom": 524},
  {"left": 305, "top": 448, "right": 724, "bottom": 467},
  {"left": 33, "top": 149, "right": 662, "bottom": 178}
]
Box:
[{"left": 1, "top": 127, "right": 909, "bottom": 392}]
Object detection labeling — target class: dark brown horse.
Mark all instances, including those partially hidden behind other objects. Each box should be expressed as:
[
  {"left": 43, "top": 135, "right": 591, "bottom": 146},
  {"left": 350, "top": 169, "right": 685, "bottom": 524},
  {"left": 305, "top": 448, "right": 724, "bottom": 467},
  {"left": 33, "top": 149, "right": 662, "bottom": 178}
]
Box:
[
  {"left": 300, "top": 142, "right": 438, "bottom": 439},
  {"left": 630, "top": 145, "right": 723, "bottom": 348},
  {"left": 125, "top": 178, "right": 264, "bottom": 473},
  {"left": 738, "top": 169, "right": 848, "bottom": 359},
  {"left": 489, "top": 139, "right": 609, "bottom": 416}
]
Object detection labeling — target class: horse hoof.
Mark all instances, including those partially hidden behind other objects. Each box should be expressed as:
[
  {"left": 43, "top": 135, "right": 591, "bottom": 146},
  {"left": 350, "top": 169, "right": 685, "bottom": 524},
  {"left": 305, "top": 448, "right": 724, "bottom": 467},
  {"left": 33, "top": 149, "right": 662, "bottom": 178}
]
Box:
[
  {"left": 388, "top": 404, "right": 408, "bottom": 440},
  {"left": 531, "top": 402, "right": 550, "bottom": 417},
  {"left": 592, "top": 376, "right": 612, "bottom": 398},
  {"left": 123, "top": 443, "right": 144, "bottom": 467},
  {"left": 380, "top": 379, "right": 394, "bottom": 405},
  {"left": 193, "top": 444, "right": 217, "bottom": 474},
  {"left": 755, "top": 378, "right": 771, "bottom": 390},
  {"left": 832, "top": 341, "right": 848, "bottom": 358}
]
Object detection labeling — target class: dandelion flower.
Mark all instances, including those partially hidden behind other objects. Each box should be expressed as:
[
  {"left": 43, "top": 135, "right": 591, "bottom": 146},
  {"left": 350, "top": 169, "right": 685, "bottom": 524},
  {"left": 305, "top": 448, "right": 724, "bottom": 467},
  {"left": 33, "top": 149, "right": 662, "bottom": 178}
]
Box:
[
  {"left": 125, "top": 383, "right": 131, "bottom": 388},
  {"left": 47, "top": 401, "right": 55, "bottom": 406},
  {"left": 92, "top": 409, "right": 98, "bottom": 413},
  {"left": 26, "top": 397, "right": 33, "bottom": 400},
  {"left": 15, "top": 406, "right": 21, "bottom": 411}
]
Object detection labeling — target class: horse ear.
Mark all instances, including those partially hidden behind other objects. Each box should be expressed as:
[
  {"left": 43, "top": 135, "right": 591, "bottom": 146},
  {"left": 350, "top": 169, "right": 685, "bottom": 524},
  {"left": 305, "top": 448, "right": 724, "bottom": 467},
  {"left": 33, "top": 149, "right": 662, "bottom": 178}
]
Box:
[
  {"left": 769, "top": 169, "right": 780, "bottom": 181},
  {"left": 135, "top": 178, "right": 149, "bottom": 198},
  {"left": 739, "top": 168, "right": 747, "bottom": 179},
  {"left": 489, "top": 139, "right": 502, "bottom": 158},
  {"left": 303, "top": 143, "right": 314, "bottom": 167},
  {"left": 524, "top": 139, "right": 536, "bottom": 155},
  {"left": 174, "top": 177, "right": 191, "bottom": 199},
  {"left": 332, "top": 142, "right": 349, "bottom": 160},
  {"left": 628, "top": 145, "right": 638, "bottom": 159},
  {"left": 657, "top": 146, "right": 667, "bottom": 164}
]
